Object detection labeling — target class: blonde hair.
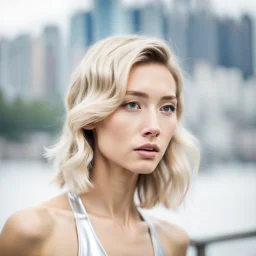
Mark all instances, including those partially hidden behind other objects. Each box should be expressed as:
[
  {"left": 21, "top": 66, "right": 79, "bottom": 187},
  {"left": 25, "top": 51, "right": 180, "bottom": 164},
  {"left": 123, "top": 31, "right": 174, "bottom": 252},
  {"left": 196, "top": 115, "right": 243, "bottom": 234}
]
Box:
[{"left": 46, "top": 35, "right": 200, "bottom": 209}]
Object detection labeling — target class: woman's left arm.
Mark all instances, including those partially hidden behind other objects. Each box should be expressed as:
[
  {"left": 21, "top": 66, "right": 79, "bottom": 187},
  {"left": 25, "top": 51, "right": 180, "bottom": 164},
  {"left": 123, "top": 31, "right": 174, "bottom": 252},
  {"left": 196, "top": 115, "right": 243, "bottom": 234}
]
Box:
[{"left": 153, "top": 218, "right": 190, "bottom": 256}]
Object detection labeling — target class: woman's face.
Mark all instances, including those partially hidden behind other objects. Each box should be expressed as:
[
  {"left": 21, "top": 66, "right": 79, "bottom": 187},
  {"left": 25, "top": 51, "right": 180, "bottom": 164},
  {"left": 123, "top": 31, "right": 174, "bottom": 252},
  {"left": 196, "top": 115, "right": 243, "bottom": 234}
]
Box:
[{"left": 93, "top": 62, "right": 178, "bottom": 174}]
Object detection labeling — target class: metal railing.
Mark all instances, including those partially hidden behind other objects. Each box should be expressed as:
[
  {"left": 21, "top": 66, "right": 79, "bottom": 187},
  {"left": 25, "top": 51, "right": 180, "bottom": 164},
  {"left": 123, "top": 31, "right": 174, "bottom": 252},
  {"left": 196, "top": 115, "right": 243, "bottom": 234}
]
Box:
[{"left": 190, "top": 229, "right": 256, "bottom": 256}]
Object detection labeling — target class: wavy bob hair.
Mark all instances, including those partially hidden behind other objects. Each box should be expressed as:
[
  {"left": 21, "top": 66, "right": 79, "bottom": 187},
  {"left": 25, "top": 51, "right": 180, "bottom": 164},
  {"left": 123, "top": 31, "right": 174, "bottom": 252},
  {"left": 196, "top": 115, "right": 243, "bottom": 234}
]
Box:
[{"left": 46, "top": 35, "right": 200, "bottom": 209}]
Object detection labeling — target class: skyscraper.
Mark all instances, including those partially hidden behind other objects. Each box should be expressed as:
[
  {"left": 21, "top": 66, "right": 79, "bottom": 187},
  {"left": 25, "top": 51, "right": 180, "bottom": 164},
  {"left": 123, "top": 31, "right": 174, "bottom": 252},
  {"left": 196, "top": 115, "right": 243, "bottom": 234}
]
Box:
[
  {"left": 9, "top": 34, "right": 32, "bottom": 100},
  {"left": 111, "top": 0, "right": 136, "bottom": 35},
  {"left": 240, "top": 15, "right": 254, "bottom": 79},
  {"left": 187, "top": 9, "right": 219, "bottom": 71},
  {"left": 31, "top": 36, "right": 45, "bottom": 99},
  {"left": 69, "top": 10, "right": 93, "bottom": 71},
  {"left": 93, "top": 0, "right": 115, "bottom": 40},
  {"left": 194, "top": 0, "right": 212, "bottom": 12},
  {"left": 93, "top": 0, "right": 134, "bottom": 40},
  {"left": 0, "top": 38, "right": 13, "bottom": 101},
  {"left": 168, "top": 1, "right": 190, "bottom": 70},
  {"left": 217, "top": 15, "right": 254, "bottom": 79},
  {"left": 43, "top": 25, "right": 61, "bottom": 98},
  {"left": 139, "top": 1, "right": 166, "bottom": 39},
  {"left": 172, "top": 0, "right": 192, "bottom": 10},
  {"left": 128, "top": 8, "right": 142, "bottom": 34},
  {"left": 217, "top": 18, "right": 240, "bottom": 69}
]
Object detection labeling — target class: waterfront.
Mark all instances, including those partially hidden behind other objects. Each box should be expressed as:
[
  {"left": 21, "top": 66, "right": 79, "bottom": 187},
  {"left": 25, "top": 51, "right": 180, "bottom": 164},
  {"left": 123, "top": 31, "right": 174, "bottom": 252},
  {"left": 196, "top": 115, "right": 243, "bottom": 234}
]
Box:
[{"left": 0, "top": 160, "right": 255, "bottom": 255}]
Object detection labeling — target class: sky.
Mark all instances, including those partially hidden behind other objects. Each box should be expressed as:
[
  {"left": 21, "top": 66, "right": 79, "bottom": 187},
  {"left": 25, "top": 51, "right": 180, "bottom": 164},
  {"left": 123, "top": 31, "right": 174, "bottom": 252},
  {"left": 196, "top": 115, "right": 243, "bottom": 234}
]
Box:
[{"left": 0, "top": 0, "right": 255, "bottom": 38}]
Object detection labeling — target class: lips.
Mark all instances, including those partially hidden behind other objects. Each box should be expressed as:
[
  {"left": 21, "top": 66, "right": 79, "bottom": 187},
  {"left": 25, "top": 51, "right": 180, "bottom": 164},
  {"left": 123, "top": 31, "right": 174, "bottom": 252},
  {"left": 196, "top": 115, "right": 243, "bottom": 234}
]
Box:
[
  {"left": 134, "top": 143, "right": 160, "bottom": 152},
  {"left": 134, "top": 144, "right": 159, "bottom": 159}
]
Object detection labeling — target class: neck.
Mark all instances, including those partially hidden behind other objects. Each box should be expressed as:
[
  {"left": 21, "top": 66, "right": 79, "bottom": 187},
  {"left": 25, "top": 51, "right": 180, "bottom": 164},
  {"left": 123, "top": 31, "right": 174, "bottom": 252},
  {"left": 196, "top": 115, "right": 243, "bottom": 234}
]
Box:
[{"left": 80, "top": 160, "right": 140, "bottom": 226}]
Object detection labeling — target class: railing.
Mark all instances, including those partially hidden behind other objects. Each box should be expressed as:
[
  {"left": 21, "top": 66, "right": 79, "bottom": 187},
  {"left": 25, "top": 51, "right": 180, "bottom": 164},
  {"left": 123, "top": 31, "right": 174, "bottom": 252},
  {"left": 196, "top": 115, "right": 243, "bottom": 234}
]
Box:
[{"left": 190, "top": 229, "right": 256, "bottom": 256}]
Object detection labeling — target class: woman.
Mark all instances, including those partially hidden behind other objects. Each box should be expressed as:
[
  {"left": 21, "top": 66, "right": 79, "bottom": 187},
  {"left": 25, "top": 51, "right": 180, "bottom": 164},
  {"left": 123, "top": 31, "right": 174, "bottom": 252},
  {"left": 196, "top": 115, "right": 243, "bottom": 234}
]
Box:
[{"left": 0, "top": 35, "right": 200, "bottom": 256}]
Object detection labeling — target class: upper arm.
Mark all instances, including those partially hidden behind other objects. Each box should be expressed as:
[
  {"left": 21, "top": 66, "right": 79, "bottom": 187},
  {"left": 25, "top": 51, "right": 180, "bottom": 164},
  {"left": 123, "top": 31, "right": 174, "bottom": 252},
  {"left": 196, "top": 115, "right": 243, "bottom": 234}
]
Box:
[
  {"left": 167, "top": 225, "right": 190, "bottom": 255},
  {"left": 153, "top": 218, "right": 190, "bottom": 256},
  {"left": 0, "top": 208, "right": 53, "bottom": 256}
]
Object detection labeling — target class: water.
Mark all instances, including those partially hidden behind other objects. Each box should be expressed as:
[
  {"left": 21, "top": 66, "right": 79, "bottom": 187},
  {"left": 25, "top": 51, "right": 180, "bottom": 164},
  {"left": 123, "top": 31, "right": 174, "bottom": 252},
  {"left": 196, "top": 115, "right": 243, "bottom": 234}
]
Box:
[{"left": 0, "top": 160, "right": 255, "bottom": 256}]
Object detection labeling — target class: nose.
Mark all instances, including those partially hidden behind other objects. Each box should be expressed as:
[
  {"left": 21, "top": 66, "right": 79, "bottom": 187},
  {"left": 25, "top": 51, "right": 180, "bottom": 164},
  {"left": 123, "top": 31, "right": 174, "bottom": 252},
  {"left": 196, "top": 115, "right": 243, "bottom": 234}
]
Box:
[
  {"left": 141, "top": 112, "right": 161, "bottom": 138},
  {"left": 142, "top": 128, "right": 160, "bottom": 137}
]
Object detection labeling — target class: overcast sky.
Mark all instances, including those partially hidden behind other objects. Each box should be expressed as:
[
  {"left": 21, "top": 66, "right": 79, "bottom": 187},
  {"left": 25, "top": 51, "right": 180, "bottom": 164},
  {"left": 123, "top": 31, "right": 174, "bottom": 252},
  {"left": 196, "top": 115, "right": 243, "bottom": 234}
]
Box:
[{"left": 0, "top": 0, "right": 255, "bottom": 38}]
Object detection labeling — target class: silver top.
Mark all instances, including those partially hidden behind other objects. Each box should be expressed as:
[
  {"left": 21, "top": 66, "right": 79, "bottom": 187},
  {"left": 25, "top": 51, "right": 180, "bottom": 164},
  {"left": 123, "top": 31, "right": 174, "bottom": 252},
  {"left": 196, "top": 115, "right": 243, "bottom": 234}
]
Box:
[{"left": 67, "top": 191, "right": 166, "bottom": 256}]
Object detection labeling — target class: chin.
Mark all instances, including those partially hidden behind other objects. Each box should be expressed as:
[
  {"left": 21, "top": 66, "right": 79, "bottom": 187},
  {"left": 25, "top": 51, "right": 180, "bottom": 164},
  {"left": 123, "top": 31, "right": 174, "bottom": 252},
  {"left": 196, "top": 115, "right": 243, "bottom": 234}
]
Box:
[
  {"left": 129, "top": 164, "right": 158, "bottom": 175},
  {"left": 138, "top": 169, "right": 156, "bottom": 175}
]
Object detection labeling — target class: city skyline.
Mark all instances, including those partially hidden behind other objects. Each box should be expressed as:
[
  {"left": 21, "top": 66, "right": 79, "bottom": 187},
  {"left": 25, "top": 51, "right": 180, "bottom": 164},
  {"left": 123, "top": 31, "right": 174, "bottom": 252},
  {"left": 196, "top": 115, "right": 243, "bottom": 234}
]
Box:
[
  {"left": 0, "top": 0, "right": 256, "bottom": 38},
  {"left": 1, "top": 0, "right": 254, "bottom": 103},
  {"left": 0, "top": 0, "right": 255, "bottom": 165}
]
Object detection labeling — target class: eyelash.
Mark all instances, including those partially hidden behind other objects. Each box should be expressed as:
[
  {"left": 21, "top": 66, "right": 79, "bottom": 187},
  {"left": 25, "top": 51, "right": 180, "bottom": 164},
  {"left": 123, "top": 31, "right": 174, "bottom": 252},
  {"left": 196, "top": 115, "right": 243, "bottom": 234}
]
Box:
[
  {"left": 122, "top": 101, "right": 176, "bottom": 113},
  {"left": 123, "top": 101, "right": 140, "bottom": 109},
  {"left": 161, "top": 105, "right": 176, "bottom": 113}
]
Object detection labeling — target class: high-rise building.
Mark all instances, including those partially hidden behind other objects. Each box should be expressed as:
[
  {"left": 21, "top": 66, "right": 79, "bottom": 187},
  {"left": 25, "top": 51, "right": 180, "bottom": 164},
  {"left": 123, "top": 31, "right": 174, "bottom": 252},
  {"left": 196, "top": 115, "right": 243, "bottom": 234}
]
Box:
[
  {"left": 125, "top": 2, "right": 148, "bottom": 35},
  {"left": 93, "top": 0, "right": 115, "bottom": 40},
  {"left": 172, "top": 0, "right": 193, "bottom": 10},
  {"left": 0, "top": 38, "right": 14, "bottom": 101},
  {"left": 43, "top": 25, "right": 61, "bottom": 98},
  {"left": 217, "top": 18, "right": 241, "bottom": 69},
  {"left": 9, "top": 34, "right": 32, "bottom": 100},
  {"left": 168, "top": 2, "right": 190, "bottom": 70},
  {"left": 111, "top": 0, "right": 136, "bottom": 35},
  {"left": 240, "top": 15, "right": 254, "bottom": 79},
  {"left": 139, "top": 1, "right": 166, "bottom": 39},
  {"left": 69, "top": 10, "right": 93, "bottom": 71},
  {"left": 194, "top": 0, "right": 212, "bottom": 12},
  {"left": 187, "top": 11, "right": 219, "bottom": 72},
  {"left": 93, "top": 0, "right": 134, "bottom": 40},
  {"left": 217, "top": 15, "right": 254, "bottom": 79},
  {"left": 31, "top": 36, "right": 45, "bottom": 99},
  {"left": 128, "top": 8, "right": 142, "bottom": 34}
]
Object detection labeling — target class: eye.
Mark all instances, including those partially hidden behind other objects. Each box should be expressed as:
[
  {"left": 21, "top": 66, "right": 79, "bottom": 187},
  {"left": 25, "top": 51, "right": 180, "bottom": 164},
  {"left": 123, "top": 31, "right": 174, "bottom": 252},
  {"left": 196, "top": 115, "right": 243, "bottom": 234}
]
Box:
[
  {"left": 161, "top": 105, "right": 176, "bottom": 113},
  {"left": 123, "top": 101, "right": 140, "bottom": 110}
]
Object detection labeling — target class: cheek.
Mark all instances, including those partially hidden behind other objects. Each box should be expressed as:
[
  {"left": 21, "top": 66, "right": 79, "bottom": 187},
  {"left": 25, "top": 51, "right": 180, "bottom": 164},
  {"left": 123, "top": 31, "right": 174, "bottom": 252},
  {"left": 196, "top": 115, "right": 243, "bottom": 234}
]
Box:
[
  {"left": 99, "top": 113, "right": 132, "bottom": 144},
  {"left": 163, "top": 118, "right": 177, "bottom": 140},
  {"left": 170, "top": 118, "right": 178, "bottom": 134}
]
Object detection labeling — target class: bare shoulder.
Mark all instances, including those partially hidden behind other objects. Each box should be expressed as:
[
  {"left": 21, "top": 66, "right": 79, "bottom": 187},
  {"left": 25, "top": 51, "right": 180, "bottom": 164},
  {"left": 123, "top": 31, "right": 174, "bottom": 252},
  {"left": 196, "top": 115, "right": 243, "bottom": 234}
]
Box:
[
  {"left": 149, "top": 216, "right": 190, "bottom": 256},
  {"left": 0, "top": 206, "right": 55, "bottom": 256},
  {"left": 0, "top": 193, "right": 75, "bottom": 256}
]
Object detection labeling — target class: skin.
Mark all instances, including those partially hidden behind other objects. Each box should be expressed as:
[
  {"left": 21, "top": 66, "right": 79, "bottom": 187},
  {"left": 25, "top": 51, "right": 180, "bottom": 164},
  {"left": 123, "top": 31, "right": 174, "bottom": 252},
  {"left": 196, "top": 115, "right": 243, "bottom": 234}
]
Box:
[{"left": 0, "top": 63, "right": 190, "bottom": 256}]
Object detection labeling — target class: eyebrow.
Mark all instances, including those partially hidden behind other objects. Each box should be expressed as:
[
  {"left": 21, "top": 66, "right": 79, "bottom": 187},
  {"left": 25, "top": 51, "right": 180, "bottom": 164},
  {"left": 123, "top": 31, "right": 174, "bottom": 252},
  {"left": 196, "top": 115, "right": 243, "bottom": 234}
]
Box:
[{"left": 126, "top": 90, "right": 177, "bottom": 101}]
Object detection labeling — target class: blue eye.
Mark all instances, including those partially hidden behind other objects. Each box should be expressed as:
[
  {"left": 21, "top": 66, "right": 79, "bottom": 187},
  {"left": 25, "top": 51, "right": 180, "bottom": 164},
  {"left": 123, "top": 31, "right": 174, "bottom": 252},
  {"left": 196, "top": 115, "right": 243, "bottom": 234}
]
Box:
[{"left": 161, "top": 105, "right": 176, "bottom": 113}]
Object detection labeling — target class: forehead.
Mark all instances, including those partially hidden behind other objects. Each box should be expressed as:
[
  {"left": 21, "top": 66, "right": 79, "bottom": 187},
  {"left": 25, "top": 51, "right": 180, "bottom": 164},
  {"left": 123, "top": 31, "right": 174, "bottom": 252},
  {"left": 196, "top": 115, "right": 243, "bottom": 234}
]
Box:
[{"left": 126, "top": 63, "right": 176, "bottom": 95}]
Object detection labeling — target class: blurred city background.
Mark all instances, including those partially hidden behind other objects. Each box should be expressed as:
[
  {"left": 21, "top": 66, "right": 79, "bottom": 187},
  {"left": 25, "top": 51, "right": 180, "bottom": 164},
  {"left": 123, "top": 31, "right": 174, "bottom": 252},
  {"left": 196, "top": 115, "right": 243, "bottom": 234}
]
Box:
[{"left": 0, "top": 0, "right": 255, "bottom": 255}]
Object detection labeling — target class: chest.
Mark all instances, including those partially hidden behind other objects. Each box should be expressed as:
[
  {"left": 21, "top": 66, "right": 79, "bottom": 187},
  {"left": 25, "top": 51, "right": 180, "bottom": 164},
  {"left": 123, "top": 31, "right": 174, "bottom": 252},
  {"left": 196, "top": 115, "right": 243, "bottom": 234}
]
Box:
[
  {"left": 44, "top": 215, "right": 155, "bottom": 256},
  {"left": 89, "top": 218, "right": 155, "bottom": 256}
]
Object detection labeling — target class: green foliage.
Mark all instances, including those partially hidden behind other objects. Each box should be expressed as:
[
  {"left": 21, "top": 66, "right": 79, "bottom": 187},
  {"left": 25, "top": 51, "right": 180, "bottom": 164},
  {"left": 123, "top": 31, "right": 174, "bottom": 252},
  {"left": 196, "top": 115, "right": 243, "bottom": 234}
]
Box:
[{"left": 0, "top": 91, "right": 65, "bottom": 141}]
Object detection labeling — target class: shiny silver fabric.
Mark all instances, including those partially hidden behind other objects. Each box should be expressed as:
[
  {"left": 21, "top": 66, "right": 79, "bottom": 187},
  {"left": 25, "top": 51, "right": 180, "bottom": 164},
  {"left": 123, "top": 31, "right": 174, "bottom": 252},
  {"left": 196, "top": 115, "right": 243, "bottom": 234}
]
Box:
[{"left": 67, "top": 191, "right": 166, "bottom": 256}]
